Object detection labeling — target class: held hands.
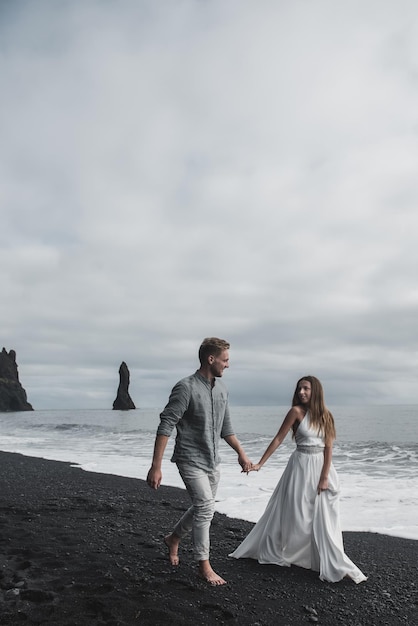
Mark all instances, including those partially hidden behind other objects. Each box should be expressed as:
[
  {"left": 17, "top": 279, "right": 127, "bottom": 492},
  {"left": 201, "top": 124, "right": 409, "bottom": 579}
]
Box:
[{"left": 240, "top": 462, "right": 262, "bottom": 473}]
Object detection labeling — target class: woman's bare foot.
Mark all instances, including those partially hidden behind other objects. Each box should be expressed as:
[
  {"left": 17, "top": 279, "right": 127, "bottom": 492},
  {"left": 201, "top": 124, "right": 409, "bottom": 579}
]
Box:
[
  {"left": 164, "top": 534, "right": 180, "bottom": 566},
  {"left": 198, "top": 560, "right": 227, "bottom": 586}
]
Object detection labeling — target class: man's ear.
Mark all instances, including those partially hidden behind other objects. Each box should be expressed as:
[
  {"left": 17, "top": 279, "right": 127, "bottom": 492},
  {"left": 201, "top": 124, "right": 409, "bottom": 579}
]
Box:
[{"left": 208, "top": 355, "right": 214, "bottom": 364}]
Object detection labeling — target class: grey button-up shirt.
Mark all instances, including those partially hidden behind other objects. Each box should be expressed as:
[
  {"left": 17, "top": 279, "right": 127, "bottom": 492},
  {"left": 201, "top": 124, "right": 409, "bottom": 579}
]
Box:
[{"left": 156, "top": 371, "right": 235, "bottom": 470}]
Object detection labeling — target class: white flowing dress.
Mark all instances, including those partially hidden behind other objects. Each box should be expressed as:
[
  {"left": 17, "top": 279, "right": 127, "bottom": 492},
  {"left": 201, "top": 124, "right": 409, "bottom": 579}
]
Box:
[{"left": 230, "top": 414, "right": 367, "bottom": 583}]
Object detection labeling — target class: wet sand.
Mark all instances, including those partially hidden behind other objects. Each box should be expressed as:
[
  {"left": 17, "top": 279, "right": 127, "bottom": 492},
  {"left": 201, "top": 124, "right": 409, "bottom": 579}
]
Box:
[{"left": 0, "top": 451, "right": 416, "bottom": 625}]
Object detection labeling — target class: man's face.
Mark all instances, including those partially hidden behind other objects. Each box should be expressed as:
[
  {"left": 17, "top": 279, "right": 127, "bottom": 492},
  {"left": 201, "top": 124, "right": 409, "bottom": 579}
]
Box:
[{"left": 209, "top": 349, "right": 230, "bottom": 377}]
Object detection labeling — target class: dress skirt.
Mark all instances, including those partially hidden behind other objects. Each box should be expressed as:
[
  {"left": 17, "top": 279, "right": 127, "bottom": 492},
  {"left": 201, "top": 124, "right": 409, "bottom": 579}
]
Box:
[{"left": 229, "top": 447, "right": 367, "bottom": 584}]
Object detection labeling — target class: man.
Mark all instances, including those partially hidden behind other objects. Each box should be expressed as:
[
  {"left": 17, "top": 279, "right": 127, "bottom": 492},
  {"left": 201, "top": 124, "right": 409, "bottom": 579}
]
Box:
[{"left": 147, "top": 337, "right": 251, "bottom": 585}]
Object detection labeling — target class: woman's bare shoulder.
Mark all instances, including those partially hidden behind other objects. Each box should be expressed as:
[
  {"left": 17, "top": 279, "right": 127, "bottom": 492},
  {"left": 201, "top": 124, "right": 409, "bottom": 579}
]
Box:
[{"left": 284, "top": 405, "right": 305, "bottom": 423}]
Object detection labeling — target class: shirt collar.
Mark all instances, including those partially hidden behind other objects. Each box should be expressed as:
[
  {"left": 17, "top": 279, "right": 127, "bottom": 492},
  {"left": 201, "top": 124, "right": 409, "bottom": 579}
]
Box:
[{"left": 195, "top": 370, "right": 216, "bottom": 388}]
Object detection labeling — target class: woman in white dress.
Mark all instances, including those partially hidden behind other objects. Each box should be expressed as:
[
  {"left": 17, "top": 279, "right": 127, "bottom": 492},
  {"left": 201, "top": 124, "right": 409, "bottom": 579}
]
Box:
[{"left": 229, "top": 376, "right": 367, "bottom": 584}]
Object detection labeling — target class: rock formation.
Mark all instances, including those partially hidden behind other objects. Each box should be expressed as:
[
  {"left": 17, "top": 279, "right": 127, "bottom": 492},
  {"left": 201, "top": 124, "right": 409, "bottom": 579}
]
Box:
[
  {"left": 112, "top": 361, "right": 136, "bottom": 410},
  {"left": 0, "top": 348, "right": 34, "bottom": 412}
]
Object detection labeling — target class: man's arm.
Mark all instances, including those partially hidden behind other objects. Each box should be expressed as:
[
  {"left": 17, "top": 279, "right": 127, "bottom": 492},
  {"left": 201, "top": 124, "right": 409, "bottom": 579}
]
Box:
[
  {"left": 146, "top": 434, "right": 170, "bottom": 489},
  {"left": 223, "top": 434, "right": 252, "bottom": 472},
  {"left": 147, "top": 379, "right": 190, "bottom": 489}
]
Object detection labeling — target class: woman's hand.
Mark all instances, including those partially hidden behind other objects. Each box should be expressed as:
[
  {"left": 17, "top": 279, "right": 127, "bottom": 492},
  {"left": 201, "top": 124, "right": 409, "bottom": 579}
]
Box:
[
  {"left": 317, "top": 476, "right": 329, "bottom": 494},
  {"left": 249, "top": 463, "right": 261, "bottom": 472}
]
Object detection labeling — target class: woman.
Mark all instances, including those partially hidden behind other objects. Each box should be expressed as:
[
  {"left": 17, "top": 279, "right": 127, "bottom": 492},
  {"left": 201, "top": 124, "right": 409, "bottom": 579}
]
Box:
[{"left": 229, "top": 376, "right": 367, "bottom": 583}]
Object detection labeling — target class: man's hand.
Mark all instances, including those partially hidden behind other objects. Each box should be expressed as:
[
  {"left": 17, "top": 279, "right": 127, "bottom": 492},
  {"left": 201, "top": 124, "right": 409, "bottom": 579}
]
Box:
[
  {"left": 147, "top": 467, "right": 162, "bottom": 490},
  {"left": 147, "top": 435, "right": 169, "bottom": 490},
  {"left": 223, "top": 435, "right": 252, "bottom": 474},
  {"left": 238, "top": 453, "right": 252, "bottom": 474}
]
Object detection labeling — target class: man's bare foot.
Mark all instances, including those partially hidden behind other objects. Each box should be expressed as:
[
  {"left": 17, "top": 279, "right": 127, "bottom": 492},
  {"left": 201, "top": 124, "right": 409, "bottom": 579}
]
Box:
[
  {"left": 198, "top": 560, "right": 227, "bottom": 586},
  {"left": 164, "top": 534, "right": 180, "bottom": 566}
]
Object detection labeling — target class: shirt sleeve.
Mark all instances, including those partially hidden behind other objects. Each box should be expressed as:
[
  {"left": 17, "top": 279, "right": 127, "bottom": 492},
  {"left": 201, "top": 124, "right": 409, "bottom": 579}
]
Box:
[
  {"left": 220, "top": 398, "right": 235, "bottom": 438},
  {"left": 156, "top": 379, "right": 191, "bottom": 437}
]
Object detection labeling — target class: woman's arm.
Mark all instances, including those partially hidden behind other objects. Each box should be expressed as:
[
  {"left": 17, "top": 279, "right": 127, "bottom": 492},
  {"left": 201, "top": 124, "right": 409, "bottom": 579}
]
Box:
[
  {"left": 251, "top": 407, "right": 301, "bottom": 471},
  {"left": 317, "top": 441, "right": 333, "bottom": 493}
]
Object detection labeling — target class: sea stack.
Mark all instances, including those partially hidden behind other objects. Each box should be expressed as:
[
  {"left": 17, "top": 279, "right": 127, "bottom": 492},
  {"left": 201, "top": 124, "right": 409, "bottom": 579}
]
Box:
[
  {"left": 112, "top": 361, "right": 136, "bottom": 410},
  {"left": 0, "top": 348, "right": 34, "bottom": 412}
]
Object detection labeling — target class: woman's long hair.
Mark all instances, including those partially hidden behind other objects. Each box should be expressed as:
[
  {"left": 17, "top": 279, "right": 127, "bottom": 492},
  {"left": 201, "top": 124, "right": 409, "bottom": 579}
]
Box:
[{"left": 292, "top": 375, "right": 336, "bottom": 443}]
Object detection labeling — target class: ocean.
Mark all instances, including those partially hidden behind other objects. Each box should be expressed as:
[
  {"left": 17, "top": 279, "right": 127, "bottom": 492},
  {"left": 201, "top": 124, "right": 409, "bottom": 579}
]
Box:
[{"left": 0, "top": 406, "right": 417, "bottom": 541}]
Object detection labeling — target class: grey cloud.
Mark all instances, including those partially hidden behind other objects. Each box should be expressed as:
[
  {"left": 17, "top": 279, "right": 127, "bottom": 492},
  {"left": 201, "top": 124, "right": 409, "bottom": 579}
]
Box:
[{"left": 1, "top": 0, "right": 418, "bottom": 409}]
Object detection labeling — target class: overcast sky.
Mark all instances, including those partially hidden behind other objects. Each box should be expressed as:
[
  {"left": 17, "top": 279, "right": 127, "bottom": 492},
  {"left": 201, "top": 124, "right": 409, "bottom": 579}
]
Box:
[{"left": 1, "top": 0, "right": 418, "bottom": 410}]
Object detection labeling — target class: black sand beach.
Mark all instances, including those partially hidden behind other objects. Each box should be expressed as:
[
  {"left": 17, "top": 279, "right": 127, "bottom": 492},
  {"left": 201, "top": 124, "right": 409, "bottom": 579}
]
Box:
[{"left": 0, "top": 451, "right": 416, "bottom": 625}]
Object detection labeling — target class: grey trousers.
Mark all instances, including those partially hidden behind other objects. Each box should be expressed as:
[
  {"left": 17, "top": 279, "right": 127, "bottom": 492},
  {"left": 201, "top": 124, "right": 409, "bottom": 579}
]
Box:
[{"left": 173, "top": 463, "right": 221, "bottom": 562}]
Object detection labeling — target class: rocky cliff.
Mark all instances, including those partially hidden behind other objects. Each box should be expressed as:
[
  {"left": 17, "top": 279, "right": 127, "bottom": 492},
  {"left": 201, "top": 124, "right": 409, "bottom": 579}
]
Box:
[
  {"left": 112, "top": 361, "right": 136, "bottom": 410},
  {"left": 0, "top": 348, "right": 34, "bottom": 412}
]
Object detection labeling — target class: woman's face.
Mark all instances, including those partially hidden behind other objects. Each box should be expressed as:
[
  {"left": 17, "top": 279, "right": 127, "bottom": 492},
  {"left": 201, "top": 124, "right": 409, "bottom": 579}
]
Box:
[{"left": 297, "top": 379, "right": 312, "bottom": 405}]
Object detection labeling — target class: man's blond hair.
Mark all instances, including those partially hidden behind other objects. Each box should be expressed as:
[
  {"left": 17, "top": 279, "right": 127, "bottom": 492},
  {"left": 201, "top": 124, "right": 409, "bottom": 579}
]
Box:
[{"left": 198, "top": 337, "right": 230, "bottom": 365}]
